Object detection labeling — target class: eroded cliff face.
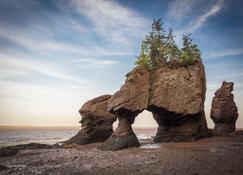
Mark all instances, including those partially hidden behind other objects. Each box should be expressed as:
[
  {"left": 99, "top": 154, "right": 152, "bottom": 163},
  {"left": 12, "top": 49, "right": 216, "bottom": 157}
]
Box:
[
  {"left": 63, "top": 95, "right": 117, "bottom": 145},
  {"left": 108, "top": 67, "right": 150, "bottom": 114},
  {"left": 102, "top": 61, "right": 210, "bottom": 150},
  {"left": 108, "top": 62, "right": 206, "bottom": 115},
  {"left": 211, "top": 81, "right": 238, "bottom": 136}
]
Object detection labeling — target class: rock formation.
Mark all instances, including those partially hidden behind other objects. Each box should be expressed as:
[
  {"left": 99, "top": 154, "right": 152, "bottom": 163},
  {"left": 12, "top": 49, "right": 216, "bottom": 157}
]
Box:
[
  {"left": 102, "top": 67, "right": 149, "bottom": 150},
  {"left": 102, "top": 61, "right": 210, "bottom": 150},
  {"left": 210, "top": 81, "right": 238, "bottom": 136},
  {"left": 63, "top": 95, "right": 117, "bottom": 145}
]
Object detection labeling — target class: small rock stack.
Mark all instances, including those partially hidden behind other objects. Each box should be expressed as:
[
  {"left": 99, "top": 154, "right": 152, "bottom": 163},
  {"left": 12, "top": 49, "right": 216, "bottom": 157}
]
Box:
[
  {"left": 63, "top": 95, "right": 117, "bottom": 145},
  {"left": 210, "top": 81, "right": 238, "bottom": 136}
]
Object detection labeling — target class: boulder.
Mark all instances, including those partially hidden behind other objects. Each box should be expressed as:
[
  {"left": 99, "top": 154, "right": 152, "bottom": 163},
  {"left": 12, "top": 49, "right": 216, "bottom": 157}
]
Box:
[
  {"left": 102, "top": 61, "right": 210, "bottom": 150},
  {"left": 63, "top": 95, "right": 117, "bottom": 145},
  {"left": 210, "top": 81, "right": 238, "bottom": 136}
]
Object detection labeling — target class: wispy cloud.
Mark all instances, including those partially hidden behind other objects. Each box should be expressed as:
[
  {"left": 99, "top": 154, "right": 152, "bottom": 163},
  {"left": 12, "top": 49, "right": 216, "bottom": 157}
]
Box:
[
  {"left": 184, "top": 0, "right": 224, "bottom": 33},
  {"left": 0, "top": 23, "right": 133, "bottom": 57},
  {"left": 0, "top": 24, "right": 81, "bottom": 53},
  {"left": 0, "top": 53, "right": 83, "bottom": 83},
  {"left": 207, "top": 48, "right": 243, "bottom": 58},
  {"left": 72, "top": 58, "right": 119, "bottom": 67},
  {"left": 67, "top": 0, "right": 149, "bottom": 45},
  {"left": 168, "top": 0, "right": 195, "bottom": 20}
]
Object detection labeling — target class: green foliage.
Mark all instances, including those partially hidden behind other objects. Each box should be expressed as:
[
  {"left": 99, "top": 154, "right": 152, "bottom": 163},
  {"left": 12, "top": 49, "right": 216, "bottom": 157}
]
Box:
[
  {"left": 135, "top": 18, "right": 201, "bottom": 70},
  {"left": 164, "top": 27, "right": 181, "bottom": 62},
  {"left": 181, "top": 34, "right": 201, "bottom": 65},
  {"left": 135, "top": 42, "right": 151, "bottom": 69},
  {"left": 143, "top": 18, "right": 167, "bottom": 68}
]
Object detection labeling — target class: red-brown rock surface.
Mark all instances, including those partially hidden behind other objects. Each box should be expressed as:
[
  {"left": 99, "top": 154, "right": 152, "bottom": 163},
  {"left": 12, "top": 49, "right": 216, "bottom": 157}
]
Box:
[
  {"left": 102, "top": 61, "right": 210, "bottom": 150},
  {"left": 210, "top": 81, "right": 238, "bottom": 136}
]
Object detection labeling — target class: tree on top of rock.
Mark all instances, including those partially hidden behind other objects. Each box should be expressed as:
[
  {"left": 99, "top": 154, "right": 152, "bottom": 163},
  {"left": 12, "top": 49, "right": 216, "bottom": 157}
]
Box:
[
  {"left": 143, "top": 18, "right": 166, "bottom": 68},
  {"left": 164, "top": 27, "right": 180, "bottom": 61},
  {"left": 135, "top": 18, "right": 202, "bottom": 69},
  {"left": 181, "top": 34, "right": 201, "bottom": 65},
  {"left": 136, "top": 41, "right": 151, "bottom": 69}
]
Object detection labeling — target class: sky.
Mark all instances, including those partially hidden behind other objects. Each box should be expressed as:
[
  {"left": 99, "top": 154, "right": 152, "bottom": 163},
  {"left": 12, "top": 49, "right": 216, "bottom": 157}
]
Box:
[{"left": 0, "top": 0, "right": 242, "bottom": 128}]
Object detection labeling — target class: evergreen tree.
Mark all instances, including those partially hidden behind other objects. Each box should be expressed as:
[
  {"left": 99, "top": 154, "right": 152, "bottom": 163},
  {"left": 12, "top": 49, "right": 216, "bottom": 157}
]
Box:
[
  {"left": 165, "top": 27, "right": 180, "bottom": 61},
  {"left": 181, "top": 34, "right": 201, "bottom": 64},
  {"left": 190, "top": 43, "right": 201, "bottom": 59},
  {"left": 135, "top": 41, "right": 151, "bottom": 69},
  {"left": 181, "top": 34, "right": 193, "bottom": 53},
  {"left": 135, "top": 18, "right": 202, "bottom": 69},
  {"left": 144, "top": 18, "right": 166, "bottom": 68}
]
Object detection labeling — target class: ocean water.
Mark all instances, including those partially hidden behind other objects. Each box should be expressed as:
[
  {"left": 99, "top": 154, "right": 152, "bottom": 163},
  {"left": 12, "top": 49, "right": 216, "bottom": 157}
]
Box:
[
  {"left": 0, "top": 127, "right": 80, "bottom": 148},
  {"left": 0, "top": 127, "right": 157, "bottom": 148}
]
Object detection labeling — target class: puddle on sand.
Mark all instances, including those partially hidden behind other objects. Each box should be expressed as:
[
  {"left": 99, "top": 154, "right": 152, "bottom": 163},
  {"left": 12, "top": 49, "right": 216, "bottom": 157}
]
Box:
[
  {"left": 140, "top": 143, "right": 161, "bottom": 149},
  {"left": 209, "top": 148, "right": 218, "bottom": 152},
  {"left": 138, "top": 137, "right": 161, "bottom": 149}
]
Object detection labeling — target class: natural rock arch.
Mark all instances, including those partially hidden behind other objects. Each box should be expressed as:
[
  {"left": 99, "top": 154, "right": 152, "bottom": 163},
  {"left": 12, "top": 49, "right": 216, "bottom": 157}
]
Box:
[
  {"left": 64, "top": 62, "right": 211, "bottom": 151},
  {"left": 102, "top": 61, "right": 210, "bottom": 150}
]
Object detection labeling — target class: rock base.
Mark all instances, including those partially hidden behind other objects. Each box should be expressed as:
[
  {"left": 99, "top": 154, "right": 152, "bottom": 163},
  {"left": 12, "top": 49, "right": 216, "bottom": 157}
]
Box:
[
  {"left": 152, "top": 110, "right": 211, "bottom": 142},
  {"left": 101, "top": 131, "right": 140, "bottom": 151},
  {"left": 63, "top": 129, "right": 113, "bottom": 145},
  {"left": 102, "top": 115, "right": 140, "bottom": 150},
  {"left": 213, "top": 123, "right": 236, "bottom": 136}
]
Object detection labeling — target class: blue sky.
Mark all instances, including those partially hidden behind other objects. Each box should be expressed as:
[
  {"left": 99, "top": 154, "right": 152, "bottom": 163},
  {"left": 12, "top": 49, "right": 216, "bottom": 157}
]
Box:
[{"left": 0, "top": 0, "right": 242, "bottom": 128}]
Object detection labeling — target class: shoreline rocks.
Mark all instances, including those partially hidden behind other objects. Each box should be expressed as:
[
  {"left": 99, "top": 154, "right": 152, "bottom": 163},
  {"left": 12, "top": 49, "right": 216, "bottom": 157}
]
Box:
[
  {"left": 0, "top": 143, "right": 52, "bottom": 157},
  {"left": 211, "top": 81, "right": 238, "bottom": 136},
  {"left": 0, "top": 164, "right": 9, "bottom": 171}
]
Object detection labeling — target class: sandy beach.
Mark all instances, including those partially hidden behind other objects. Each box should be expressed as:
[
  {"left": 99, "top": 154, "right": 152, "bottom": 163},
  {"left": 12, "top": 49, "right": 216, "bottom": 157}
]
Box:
[{"left": 1, "top": 133, "right": 243, "bottom": 175}]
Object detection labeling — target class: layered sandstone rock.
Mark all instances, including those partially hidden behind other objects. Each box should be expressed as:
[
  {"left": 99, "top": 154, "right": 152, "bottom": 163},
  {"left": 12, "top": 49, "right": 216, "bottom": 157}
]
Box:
[
  {"left": 210, "top": 81, "right": 238, "bottom": 136},
  {"left": 64, "top": 95, "right": 117, "bottom": 145},
  {"left": 149, "top": 62, "right": 209, "bottom": 142},
  {"left": 102, "top": 61, "right": 210, "bottom": 150}
]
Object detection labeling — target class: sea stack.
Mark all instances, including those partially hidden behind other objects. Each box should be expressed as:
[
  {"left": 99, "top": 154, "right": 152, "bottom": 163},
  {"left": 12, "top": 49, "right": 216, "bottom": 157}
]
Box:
[
  {"left": 102, "top": 61, "right": 210, "bottom": 150},
  {"left": 63, "top": 95, "right": 117, "bottom": 145},
  {"left": 210, "top": 81, "right": 238, "bottom": 136}
]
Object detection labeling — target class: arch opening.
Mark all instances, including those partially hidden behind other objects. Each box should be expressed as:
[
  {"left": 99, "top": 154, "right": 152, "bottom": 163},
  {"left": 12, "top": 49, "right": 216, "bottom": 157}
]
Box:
[{"left": 134, "top": 110, "right": 158, "bottom": 148}]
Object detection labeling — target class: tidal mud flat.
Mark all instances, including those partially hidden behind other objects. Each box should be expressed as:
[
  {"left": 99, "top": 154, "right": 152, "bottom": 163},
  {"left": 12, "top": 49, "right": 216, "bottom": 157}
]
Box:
[{"left": 1, "top": 133, "right": 243, "bottom": 175}]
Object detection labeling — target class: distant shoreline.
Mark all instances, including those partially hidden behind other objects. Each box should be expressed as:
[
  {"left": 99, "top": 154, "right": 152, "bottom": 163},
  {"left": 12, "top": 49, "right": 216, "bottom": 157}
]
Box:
[{"left": 0, "top": 126, "right": 80, "bottom": 129}]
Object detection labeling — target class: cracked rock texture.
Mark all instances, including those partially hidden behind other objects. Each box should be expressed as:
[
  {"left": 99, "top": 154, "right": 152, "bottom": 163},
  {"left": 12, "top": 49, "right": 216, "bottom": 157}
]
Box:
[
  {"left": 102, "top": 61, "right": 210, "bottom": 150},
  {"left": 211, "top": 81, "right": 238, "bottom": 136},
  {"left": 63, "top": 95, "right": 117, "bottom": 145}
]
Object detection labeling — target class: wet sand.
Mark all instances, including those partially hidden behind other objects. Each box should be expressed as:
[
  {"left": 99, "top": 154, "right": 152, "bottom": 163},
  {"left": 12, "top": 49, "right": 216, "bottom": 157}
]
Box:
[{"left": 1, "top": 133, "right": 243, "bottom": 175}]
